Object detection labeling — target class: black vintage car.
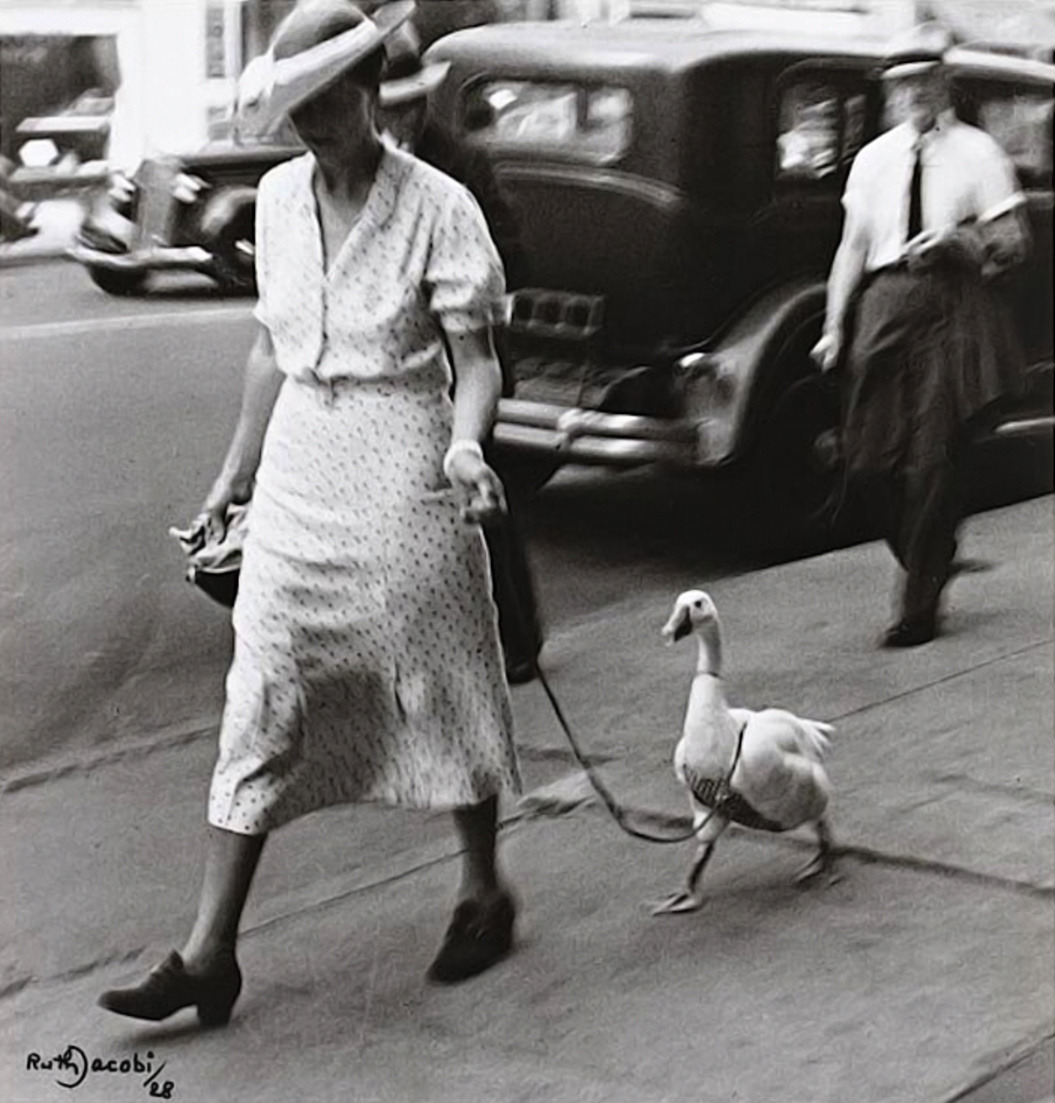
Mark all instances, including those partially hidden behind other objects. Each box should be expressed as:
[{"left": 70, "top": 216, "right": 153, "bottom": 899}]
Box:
[
  {"left": 71, "top": 137, "right": 301, "bottom": 295},
  {"left": 427, "top": 19, "right": 1054, "bottom": 532}
]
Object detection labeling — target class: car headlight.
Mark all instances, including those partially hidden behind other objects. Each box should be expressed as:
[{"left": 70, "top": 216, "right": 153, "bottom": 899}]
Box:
[
  {"left": 106, "top": 171, "right": 138, "bottom": 217},
  {"left": 172, "top": 173, "right": 208, "bottom": 204}
]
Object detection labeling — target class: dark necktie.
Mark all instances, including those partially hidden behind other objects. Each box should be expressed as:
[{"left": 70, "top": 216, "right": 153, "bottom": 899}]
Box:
[{"left": 907, "top": 143, "right": 923, "bottom": 241}]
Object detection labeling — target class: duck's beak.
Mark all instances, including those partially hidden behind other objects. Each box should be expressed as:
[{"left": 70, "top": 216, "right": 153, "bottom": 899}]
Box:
[{"left": 662, "top": 606, "right": 692, "bottom": 645}]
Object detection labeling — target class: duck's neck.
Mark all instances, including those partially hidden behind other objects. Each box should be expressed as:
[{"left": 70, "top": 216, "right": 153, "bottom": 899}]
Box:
[{"left": 694, "top": 620, "right": 723, "bottom": 679}]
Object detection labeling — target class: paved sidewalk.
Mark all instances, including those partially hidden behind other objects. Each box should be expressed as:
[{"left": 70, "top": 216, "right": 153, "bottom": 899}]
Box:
[{"left": 1, "top": 497, "right": 1052, "bottom": 1103}]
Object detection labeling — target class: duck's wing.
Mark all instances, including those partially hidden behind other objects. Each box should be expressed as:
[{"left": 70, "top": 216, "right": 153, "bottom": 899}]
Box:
[
  {"left": 733, "top": 711, "right": 832, "bottom": 828},
  {"left": 748, "top": 708, "right": 833, "bottom": 762}
]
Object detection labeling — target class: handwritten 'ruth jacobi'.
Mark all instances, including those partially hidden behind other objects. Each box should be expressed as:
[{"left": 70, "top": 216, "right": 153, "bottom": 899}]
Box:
[{"left": 25, "top": 1045, "right": 175, "bottom": 1097}]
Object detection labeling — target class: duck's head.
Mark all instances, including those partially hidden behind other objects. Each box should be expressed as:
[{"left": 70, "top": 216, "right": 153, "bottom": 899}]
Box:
[{"left": 662, "top": 589, "right": 719, "bottom": 645}]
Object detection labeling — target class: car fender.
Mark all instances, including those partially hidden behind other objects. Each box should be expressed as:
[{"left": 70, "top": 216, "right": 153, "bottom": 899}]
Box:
[
  {"left": 198, "top": 186, "right": 257, "bottom": 244},
  {"left": 681, "top": 279, "right": 827, "bottom": 466}
]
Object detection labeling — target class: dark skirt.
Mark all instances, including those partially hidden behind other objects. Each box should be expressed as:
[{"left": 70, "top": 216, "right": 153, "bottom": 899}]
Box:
[{"left": 839, "top": 259, "right": 1024, "bottom": 477}]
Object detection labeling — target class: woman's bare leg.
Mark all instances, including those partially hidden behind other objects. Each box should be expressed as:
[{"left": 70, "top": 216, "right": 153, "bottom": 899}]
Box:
[
  {"left": 451, "top": 794, "right": 502, "bottom": 902},
  {"left": 181, "top": 826, "right": 266, "bottom": 970}
]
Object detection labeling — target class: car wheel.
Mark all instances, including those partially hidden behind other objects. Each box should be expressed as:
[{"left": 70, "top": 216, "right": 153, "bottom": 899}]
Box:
[
  {"left": 87, "top": 265, "right": 146, "bottom": 296},
  {"left": 754, "top": 372, "right": 845, "bottom": 553},
  {"left": 212, "top": 208, "right": 256, "bottom": 294}
]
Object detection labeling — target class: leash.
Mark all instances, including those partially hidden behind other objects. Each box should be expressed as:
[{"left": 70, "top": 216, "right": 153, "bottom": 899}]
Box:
[
  {"left": 492, "top": 488, "right": 741, "bottom": 845},
  {"left": 532, "top": 660, "right": 745, "bottom": 845}
]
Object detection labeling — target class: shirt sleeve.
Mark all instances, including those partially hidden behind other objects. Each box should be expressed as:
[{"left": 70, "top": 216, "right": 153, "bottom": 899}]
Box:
[
  {"left": 840, "top": 147, "right": 868, "bottom": 221},
  {"left": 973, "top": 133, "right": 1026, "bottom": 224},
  {"left": 425, "top": 183, "right": 507, "bottom": 334}
]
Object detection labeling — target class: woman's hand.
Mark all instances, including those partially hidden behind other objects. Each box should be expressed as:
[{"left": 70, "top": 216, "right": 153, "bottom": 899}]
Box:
[
  {"left": 175, "top": 325, "right": 282, "bottom": 551},
  {"left": 183, "top": 474, "right": 253, "bottom": 550},
  {"left": 446, "top": 446, "right": 507, "bottom": 525}
]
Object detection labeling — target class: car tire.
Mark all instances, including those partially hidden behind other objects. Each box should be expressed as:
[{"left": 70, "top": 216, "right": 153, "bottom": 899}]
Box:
[
  {"left": 212, "top": 207, "right": 256, "bottom": 294},
  {"left": 87, "top": 265, "right": 146, "bottom": 296},
  {"left": 753, "top": 372, "right": 846, "bottom": 554}
]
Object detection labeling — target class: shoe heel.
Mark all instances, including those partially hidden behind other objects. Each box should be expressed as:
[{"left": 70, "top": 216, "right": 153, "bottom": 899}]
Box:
[
  {"left": 195, "top": 963, "right": 241, "bottom": 1027},
  {"left": 196, "top": 998, "right": 235, "bottom": 1027}
]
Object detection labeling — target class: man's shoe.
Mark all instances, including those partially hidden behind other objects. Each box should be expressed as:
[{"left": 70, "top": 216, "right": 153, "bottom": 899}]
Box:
[
  {"left": 427, "top": 892, "right": 517, "bottom": 984},
  {"left": 504, "top": 657, "right": 537, "bottom": 685},
  {"left": 881, "top": 617, "right": 937, "bottom": 648}
]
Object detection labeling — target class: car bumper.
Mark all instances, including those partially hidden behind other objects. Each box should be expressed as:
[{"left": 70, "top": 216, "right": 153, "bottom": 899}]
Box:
[
  {"left": 69, "top": 241, "right": 213, "bottom": 273},
  {"left": 495, "top": 398, "right": 700, "bottom": 467},
  {"left": 493, "top": 401, "right": 1054, "bottom": 470}
]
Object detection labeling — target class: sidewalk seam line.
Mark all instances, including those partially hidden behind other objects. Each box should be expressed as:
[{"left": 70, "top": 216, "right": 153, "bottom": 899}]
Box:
[
  {"left": 942, "top": 1030, "right": 1054, "bottom": 1102},
  {"left": 3, "top": 804, "right": 1045, "bottom": 1006},
  {"left": 570, "top": 802, "right": 1054, "bottom": 898},
  {"left": 4, "top": 637, "right": 1048, "bottom": 796},
  {"left": 0, "top": 818, "right": 529, "bottom": 1003},
  {"left": 825, "top": 637, "right": 1052, "bottom": 726}
]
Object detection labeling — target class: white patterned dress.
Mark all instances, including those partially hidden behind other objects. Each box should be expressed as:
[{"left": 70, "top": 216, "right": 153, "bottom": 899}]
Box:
[{"left": 208, "top": 143, "right": 520, "bottom": 835}]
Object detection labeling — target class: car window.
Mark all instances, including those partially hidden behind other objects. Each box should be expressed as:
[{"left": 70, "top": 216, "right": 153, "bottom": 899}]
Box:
[
  {"left": 460, "top": 80, "right": 632, "bottom": 163},
  {"left": 776, "top": 79, "right": 866, "bottom": 181},
  {"left": 879, "top": 79, "right": 1053, "bottom": 188},
  {"left": 974, "top": 85, "right": 1052, "bottom": 187}
]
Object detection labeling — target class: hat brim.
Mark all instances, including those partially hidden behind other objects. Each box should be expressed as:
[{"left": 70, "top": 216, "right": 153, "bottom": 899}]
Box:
[
  {"left": 378, "top": 60, "right": 451, "bottom": 107},
  {"left": 237, "top": 0, "right": 415, "bottom": 139}
]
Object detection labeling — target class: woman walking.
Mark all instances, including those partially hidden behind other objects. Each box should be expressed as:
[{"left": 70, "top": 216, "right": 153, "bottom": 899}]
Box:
[{"left": 99, "top": 0, "right": 521, "bottom": 1026}]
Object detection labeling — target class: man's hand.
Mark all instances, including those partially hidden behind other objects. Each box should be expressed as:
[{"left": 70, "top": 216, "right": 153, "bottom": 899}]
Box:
[
  {"left": 811, "top": 332, "right": 841, "bottom": 373},
  {"left": 904, "top": 226, "right": 985, "bottom": 272}
]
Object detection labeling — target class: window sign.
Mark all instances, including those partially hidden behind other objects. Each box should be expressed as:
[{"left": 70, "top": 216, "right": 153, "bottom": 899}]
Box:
[{"left": 206, "top": 2, "right": 226, "bottom": 80}]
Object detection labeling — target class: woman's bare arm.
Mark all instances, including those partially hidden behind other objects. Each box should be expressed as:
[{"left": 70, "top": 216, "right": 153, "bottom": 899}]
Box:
[
  {"left": 200, "top": 324, "right": 284, "bottom": 539},
  {"left": 445, "top": 326, "right": 506, "bottom": 523}
]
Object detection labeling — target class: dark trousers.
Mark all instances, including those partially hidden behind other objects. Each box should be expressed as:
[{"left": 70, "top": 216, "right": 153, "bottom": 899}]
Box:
[
  {"left": 859, "top": 441, "right": 970, "bottom": 625},
  {"left": 481, "top": 466, "right": 543, "bottom": 669}
]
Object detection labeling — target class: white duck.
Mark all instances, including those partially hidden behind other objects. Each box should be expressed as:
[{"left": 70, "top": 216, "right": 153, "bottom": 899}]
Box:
[{"left": 653, "top": 589, "right": 837, "bottom": 915}]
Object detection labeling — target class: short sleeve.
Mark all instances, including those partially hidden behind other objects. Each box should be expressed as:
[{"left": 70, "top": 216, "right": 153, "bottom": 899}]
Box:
[
  {"left": 426, "top": 185, "right": 507, "bottom": 333},
  {"left": 251, "top": 170, "right": 273, "bottom": 331},
  {"left": 973, "top": 134, "right": 1025, "bottom": 224}
]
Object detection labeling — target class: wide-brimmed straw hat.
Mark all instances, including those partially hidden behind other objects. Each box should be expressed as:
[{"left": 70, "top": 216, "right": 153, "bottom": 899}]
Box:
[
  {"left": 378, "top": 23, "right": 451, "bottom": 108},
  {"left": 236, "top": 0, "right": 415, "bottom": 138},
  {"left": 880, "top": 21, "right": 955, "bottom": 81}
]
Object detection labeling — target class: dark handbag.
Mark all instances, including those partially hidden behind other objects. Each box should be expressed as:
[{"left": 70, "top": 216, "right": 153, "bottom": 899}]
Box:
[{"left": 169, "top": 504, "right": 248, "bottom": 609}]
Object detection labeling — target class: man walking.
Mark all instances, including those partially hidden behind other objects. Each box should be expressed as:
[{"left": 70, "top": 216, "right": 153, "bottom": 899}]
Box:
[{"left": 814, "top": 23, "right": 1029, "bottom": 647}]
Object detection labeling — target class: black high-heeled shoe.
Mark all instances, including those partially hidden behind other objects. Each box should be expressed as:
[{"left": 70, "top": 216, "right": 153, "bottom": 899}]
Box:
[
  {"left": 427, "top": 891, "right": 517, "bottom": 984},
  {"left": 97, "top": 951, "right": 242, "bottom": 1027}
]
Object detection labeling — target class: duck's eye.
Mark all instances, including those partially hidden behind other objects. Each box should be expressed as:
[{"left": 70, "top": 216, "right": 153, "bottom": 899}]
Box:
[{"left": 693, "top": 600, "right": 703, "bottom": 608}]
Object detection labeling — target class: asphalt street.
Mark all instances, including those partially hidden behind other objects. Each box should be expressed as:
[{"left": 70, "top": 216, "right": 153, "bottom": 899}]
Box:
[
  {"left": 0, "top": 263, "right": 780, "bottom": 774},
  {"left": 0, "top": 260, "right": 1052, "bottom": 1102}
]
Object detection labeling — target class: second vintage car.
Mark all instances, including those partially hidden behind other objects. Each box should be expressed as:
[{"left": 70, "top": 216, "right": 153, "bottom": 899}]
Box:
[
  {"left": 70, "top": 135, "right": 301, "bottom": 295},
  {"left": 427, "top": 17, "right": 1054, "bottom": 537}
]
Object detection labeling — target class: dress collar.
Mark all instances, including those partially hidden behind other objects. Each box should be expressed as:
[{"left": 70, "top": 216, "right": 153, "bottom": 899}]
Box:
[{"left": 299, "top": 140, "right": 404, "bottom": 278}]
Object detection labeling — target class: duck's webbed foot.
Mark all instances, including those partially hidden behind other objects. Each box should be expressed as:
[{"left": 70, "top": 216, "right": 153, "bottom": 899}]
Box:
[
  {"left": 650, "top": 841, "right": 715, "bottom": 916},
  {"left": 651, "top": 887, "right": 706, "bottom": 915},
  {"left": 794, "top": 818, "right": 842, "bottom": 886}
]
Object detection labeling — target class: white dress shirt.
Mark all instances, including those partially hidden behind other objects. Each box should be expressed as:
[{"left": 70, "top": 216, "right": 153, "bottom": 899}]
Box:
[{"left": 842, "top": 109, "right": 1025, "bottom": 272}]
